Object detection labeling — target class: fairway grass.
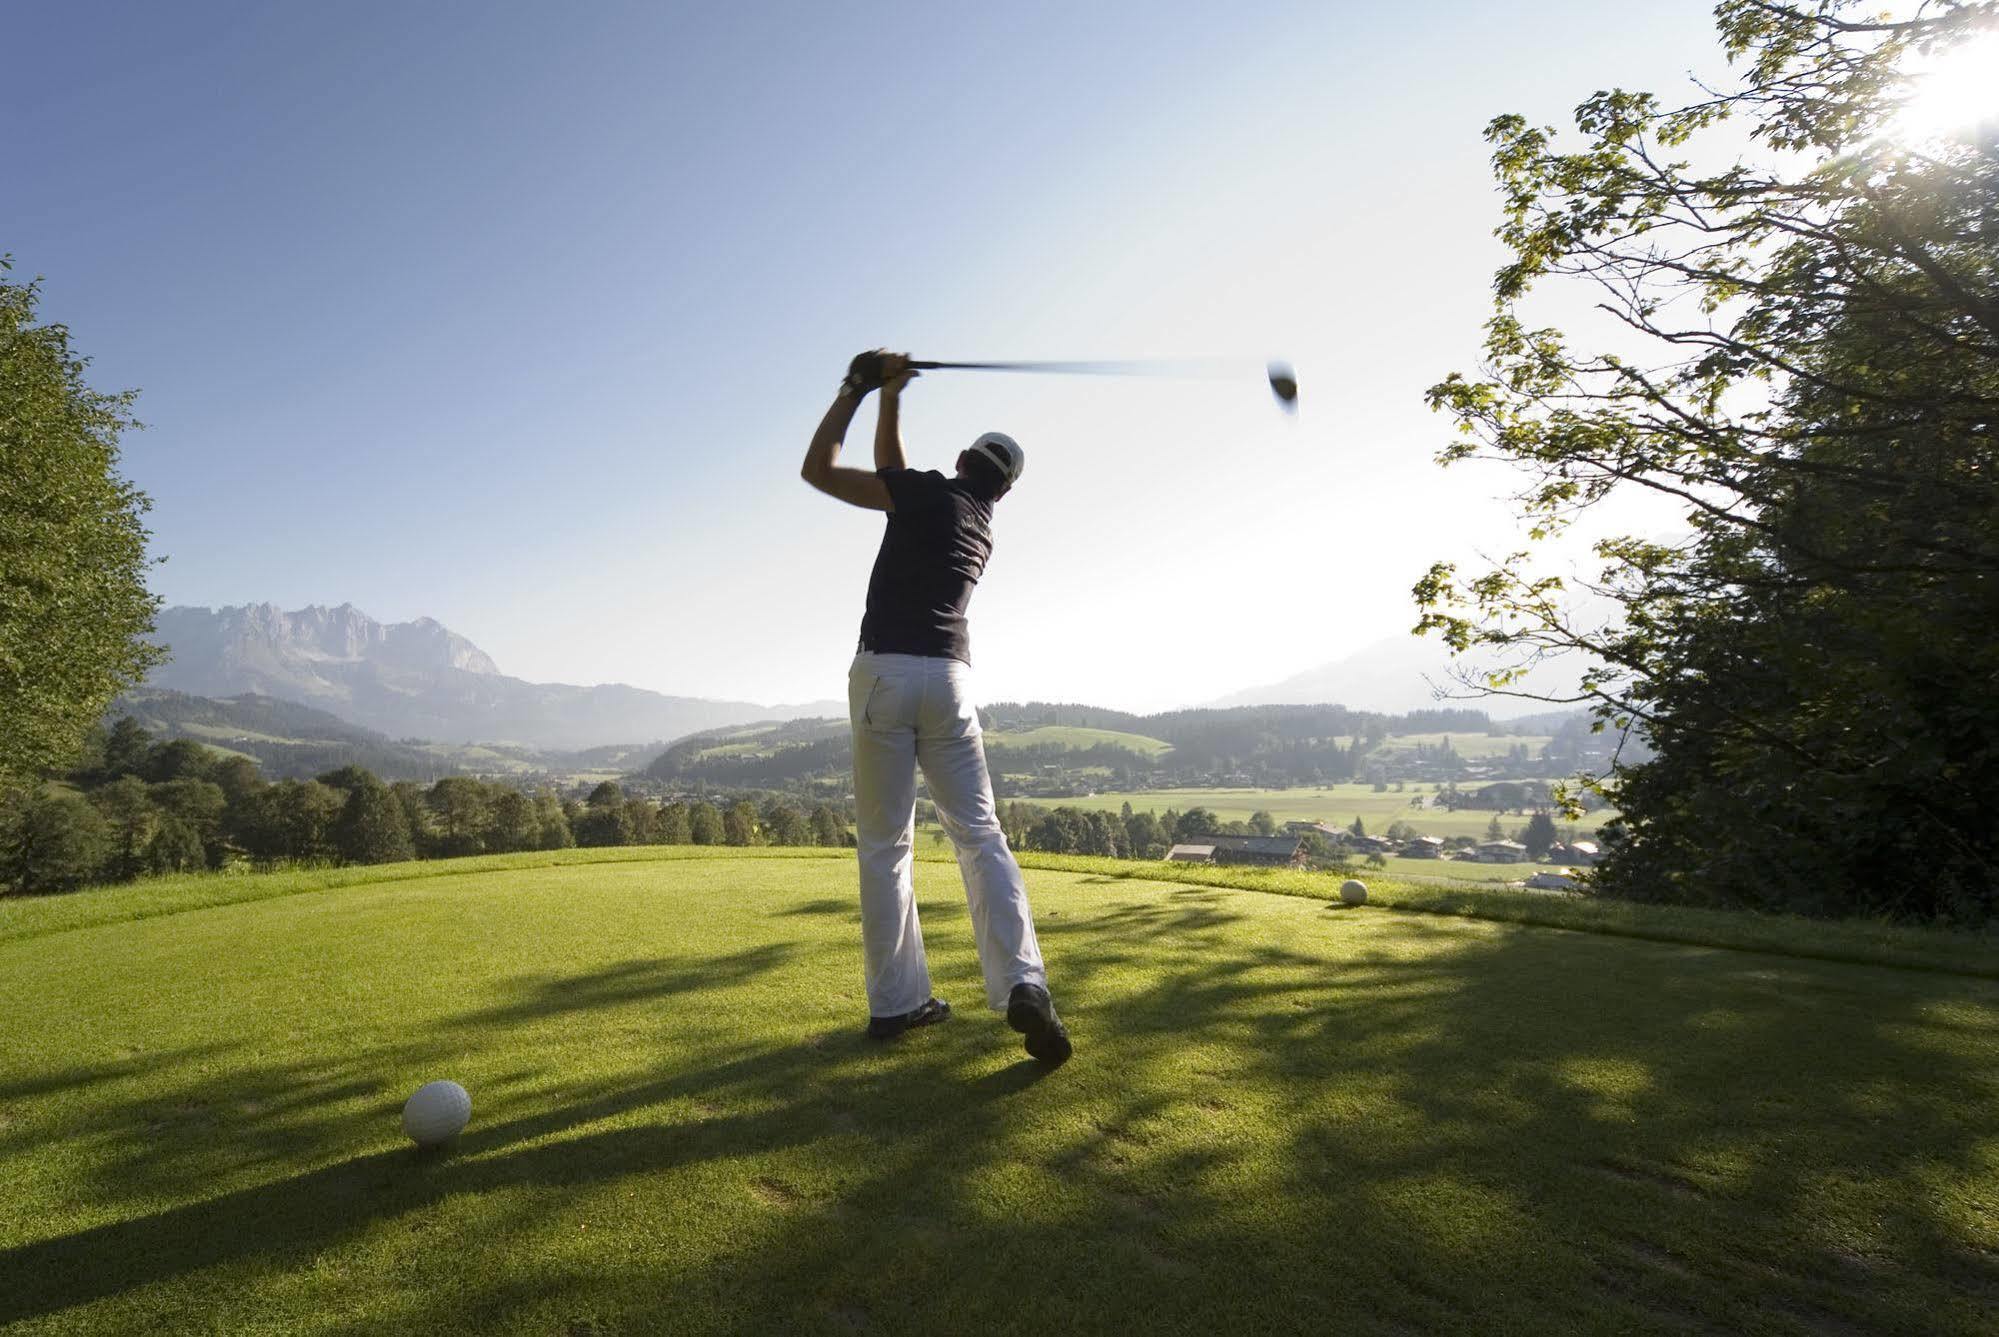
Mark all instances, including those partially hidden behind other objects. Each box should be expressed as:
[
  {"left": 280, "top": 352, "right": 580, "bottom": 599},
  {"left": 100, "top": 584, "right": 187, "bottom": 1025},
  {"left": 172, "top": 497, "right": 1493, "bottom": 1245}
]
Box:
[{"left": 3, "top": 853, "right": 1996, "bottom": 1334}]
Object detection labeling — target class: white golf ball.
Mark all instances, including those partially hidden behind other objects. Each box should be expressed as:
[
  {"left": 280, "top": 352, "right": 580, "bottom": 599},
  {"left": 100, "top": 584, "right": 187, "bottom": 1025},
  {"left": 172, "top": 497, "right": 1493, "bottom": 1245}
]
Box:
[
  {"left": 1340, "top": 879, "right": 1368, "bottom": 906},
  {"left": 402, "top": 1079, "right": 472, "bottom": 1147}
]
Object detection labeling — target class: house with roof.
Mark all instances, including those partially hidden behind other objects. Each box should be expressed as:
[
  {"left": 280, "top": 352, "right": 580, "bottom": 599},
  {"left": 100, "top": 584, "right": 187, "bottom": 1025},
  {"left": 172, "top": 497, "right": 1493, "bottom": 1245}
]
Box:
[
  {"left": 1471, "top": 840, "right": 1530, "bottom": 863},
  {"left": 1192, "top": 833, "right": 1307, "bottom": 868},
  {"left": 1550, "top": 840, "right": 1601, "bottom": 866},
  {"left": 1165, "top": 844, "right": 1217, "bottom": 864}
]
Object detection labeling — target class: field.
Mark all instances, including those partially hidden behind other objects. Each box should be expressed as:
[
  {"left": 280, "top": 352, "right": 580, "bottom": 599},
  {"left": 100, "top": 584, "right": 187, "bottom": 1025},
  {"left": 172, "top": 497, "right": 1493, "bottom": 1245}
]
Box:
[
  {"left": 1038, "top": 784, "right": 1613, "bottom": 841},
  {"left": 985, "top": 725, "right": 1175, "bottom": 757},
  {"left": 3, "top": 849, "right": 1995, "bottom": 1334}
]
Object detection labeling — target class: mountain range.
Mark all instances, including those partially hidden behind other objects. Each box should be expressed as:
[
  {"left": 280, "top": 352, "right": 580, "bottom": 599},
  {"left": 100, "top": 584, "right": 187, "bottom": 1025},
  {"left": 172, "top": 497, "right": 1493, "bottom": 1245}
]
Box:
[{"left": 144, "top": 604, "right": 840, "bottom": 751}]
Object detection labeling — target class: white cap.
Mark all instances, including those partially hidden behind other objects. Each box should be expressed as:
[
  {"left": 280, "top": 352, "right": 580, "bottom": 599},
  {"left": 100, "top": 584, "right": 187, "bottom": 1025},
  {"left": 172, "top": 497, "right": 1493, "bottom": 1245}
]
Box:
[{"left": 969, "top": 431, "right": 1025, "bottom": 485}]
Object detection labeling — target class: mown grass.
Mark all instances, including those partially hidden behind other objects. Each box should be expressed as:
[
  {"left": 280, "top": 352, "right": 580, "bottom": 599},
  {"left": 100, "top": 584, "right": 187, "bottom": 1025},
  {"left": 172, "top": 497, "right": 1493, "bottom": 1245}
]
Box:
[
  {"left": 1008, "top": 852, "right": 1999, "bottom": 980},
  {"left": 2, "top": 851, "right": 1995, "bottom": 1334}
]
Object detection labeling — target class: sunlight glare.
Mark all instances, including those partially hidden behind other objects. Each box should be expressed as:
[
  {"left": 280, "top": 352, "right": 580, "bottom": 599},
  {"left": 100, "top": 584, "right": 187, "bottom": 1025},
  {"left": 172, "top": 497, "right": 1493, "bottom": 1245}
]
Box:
[{"left": 1891, "top": 31, "right": 1999, "bottom": 140}]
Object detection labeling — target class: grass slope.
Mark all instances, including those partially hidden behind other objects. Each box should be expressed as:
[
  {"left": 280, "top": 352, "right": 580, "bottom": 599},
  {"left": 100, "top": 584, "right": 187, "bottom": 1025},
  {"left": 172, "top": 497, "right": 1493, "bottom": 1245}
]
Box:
[
  {"left": 984, "top": 725, "right": 1175, "bottom": 757},
  {"left": 3, "top": 852, "right": 1995, "bottom": 1335}
]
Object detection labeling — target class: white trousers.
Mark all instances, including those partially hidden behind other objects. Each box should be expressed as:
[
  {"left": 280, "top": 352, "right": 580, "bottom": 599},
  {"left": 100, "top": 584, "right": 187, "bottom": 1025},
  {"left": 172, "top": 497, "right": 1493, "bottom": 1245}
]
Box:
[{"left": 849, "top": 652, "right": 1047, "bottom": 1016}]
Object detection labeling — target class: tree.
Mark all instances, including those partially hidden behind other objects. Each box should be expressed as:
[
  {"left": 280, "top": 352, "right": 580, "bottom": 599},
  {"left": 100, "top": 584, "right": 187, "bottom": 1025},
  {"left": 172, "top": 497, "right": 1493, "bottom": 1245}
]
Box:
[
  {"left": 763, "top": 803, "right": 810, "bottom": 846},
  {"left": 150, "top": 778, "right": 226, "bottom": 867},
  {"left": 1124, "top": 810, "right": 1168, "bottom": 859},
  {"left": 1418, "top": 3, "right": 1999, "bottom": 921},
  {"left": 535, "top": 793, "right": 575, "bottom": 850},
  {"left": 240, "top": 780, "right": 344, "bottom": 863},
  {"left": 0, "top": 266, "right": 162, "bottom": 793},
  {"left": 623, "top": 797, "right": 662, "bottom": 846},
  {"left": 315, "top": 765, "right": 377, "bottom": 795},
  {"left": 658, "top": 801, "right": 693, "bottom": 845},
  {"left": 90, "top": 774, "right": 157, "bottom": 880},
  {"left": 808, "top": 804, "right": 844, "bottom": 847},
  {"left": 147, "top": 815, "right": 205, "bottom": 874},
  {"left": 488, "top": 789, "right": 542, "bottom": 852},
  {"left": 390, "top": 782, "right": 434, "bottom": 855},
  {"left": 1248, "top": 810, "right": 1277, "bottom": 836},
  {"left": 1349, "top": 816, "right": 1366, "bottom": 839},
  {"left": 687, "top": 801, "right": 724, "bottom": 846},
  {"left": 1485, "top": 815, "right": 1505, "bottom": 842},
  {"left": 332, "top": 778, "right": 416, "bottom": 865},
  {"left": 1522, "top": 812, "right": 1559, "bottom": 861},
  {"left": 0, "top": 789, "right": 110, "bottom": 892},
  {"left": 574, "top": 799, "right": 634, "bottom": 847},
  {"left": 427, "top": 778, "right": 492, "bottom": 857},
  {"left": 586, "top": 781, "right": 624, "bottom": 809},
  {"left": 98, "top": 717, "right": 153, "bottom": 782},
  {"left": 1174, "top": 808, "right": 1218, "bottom": 841},
  {"left": 211, "top": 756, "right": 265, "bottom": 806},
  {"left": 723, "top": 800, "right": 761, "bottom": 847},
  {"left": 1030, "top": 811, "right": 1079, "bottom": 855},
  {"left": 1078, "top": 810, "right": 1122, "bottom": 858}
]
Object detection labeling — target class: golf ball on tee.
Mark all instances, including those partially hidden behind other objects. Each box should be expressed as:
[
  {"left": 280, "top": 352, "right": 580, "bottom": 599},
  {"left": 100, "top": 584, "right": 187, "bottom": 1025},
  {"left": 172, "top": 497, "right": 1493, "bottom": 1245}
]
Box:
[
  {"left": 1340, "top": 879, "right": 1368, "bottom": 906},
  {"left": 402, "top": 1079, "right": 472, "bottom": 1146}
]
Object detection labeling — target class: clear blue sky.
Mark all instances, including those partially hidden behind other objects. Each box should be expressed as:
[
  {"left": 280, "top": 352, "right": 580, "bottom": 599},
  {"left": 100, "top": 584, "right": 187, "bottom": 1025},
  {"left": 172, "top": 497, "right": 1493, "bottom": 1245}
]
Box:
[{"left": 8, "top": 1, "right": 1726, "bottom": 710}]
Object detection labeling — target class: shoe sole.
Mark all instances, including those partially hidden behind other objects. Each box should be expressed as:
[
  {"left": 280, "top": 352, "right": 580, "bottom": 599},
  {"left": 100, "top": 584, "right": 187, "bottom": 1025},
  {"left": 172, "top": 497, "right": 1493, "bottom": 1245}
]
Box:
[{"left": 1007, "top": 991, "right": 1073, "bottom": 1064}]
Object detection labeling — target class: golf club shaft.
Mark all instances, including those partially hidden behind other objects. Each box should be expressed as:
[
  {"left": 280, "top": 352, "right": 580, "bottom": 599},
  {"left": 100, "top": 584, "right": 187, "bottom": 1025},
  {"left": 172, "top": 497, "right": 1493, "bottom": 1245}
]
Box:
[{"left": 906, "top": 358, "right": 1236, "bottom": 380}]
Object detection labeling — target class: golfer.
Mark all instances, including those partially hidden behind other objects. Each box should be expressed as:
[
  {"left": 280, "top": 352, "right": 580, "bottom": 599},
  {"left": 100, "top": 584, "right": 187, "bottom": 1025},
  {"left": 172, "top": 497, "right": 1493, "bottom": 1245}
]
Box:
[{"left": 800, "top": 349, "right": 1070, "bottom": 1063}]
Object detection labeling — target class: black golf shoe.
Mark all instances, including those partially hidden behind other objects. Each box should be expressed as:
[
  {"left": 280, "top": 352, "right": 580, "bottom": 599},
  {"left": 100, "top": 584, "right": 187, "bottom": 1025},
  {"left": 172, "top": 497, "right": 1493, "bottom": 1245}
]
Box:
[
  {"left": 866, "top": 996, "right": 951, "bottom": 1040},
  {"left": 1006, "top": 982, "right": 1072, "bottom": 1064}
]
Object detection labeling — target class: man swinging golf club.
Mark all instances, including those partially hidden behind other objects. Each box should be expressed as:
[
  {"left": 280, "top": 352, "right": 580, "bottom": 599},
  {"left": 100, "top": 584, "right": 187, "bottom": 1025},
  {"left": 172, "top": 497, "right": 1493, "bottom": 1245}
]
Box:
[{"left": 800, "top": 348, "right": 1071, "bottom": 1064}]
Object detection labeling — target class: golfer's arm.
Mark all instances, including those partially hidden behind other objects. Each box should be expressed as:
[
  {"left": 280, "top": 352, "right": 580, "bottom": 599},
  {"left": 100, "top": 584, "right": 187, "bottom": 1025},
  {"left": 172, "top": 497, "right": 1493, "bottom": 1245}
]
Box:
[
  {"left": 873, "top": 383, "right": 909, "bottom": 472},
  {"left": 801, "top": 389, "right": 893, "bottom": 511}
]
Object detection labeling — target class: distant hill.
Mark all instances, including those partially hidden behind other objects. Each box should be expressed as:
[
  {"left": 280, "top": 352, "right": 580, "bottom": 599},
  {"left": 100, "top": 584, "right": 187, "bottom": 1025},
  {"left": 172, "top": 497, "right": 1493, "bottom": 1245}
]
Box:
[
  {"left": 111, "top": 690, "right": 675, "bottom": 783},
  {"left": 641, "top": 700, "right": 1609, "bottom": 791},
  {"left": 145, "top": 603, "right": 840, "bottom": 750},
  {"left": 113, "top": 689, "right": 462, "bottom": 780},
  {"left": 1206, "top": 633, "right": 1588, "bottom": 718}
]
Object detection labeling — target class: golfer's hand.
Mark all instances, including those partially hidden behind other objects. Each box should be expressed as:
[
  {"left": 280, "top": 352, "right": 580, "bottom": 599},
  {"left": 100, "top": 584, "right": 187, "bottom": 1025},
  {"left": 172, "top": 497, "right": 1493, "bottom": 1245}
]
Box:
[
  {"left": 880, "top": 352, "right": 918, "bottom": 395},
  {"left": 844, "top": 349, "right": 889, "bottom": 398}
]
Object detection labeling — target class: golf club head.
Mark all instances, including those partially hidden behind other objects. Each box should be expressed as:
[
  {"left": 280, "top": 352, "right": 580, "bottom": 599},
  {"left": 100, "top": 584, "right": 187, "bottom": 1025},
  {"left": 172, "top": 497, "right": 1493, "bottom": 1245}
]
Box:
[{"left": 1267, "top": 362, "right": 1298, "bottom": 411}]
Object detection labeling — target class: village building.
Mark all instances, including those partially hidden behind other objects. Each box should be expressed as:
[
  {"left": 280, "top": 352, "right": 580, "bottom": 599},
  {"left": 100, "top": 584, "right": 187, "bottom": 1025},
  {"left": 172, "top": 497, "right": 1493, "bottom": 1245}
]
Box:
[
  {"left": 1192, "top": 834, "right": 1308, "bottom": 868},
  {"left": 1165, "top": 844, "right": 1217, "bottom": 864}
]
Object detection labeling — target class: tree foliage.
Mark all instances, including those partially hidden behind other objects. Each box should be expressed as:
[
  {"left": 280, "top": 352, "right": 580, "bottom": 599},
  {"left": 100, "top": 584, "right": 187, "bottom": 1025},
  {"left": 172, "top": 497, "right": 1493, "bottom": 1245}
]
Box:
[
  {"left": 0, "top": 264, "right": 162, "bottom": 790},
  {"left": 1420, "top": 1, "right": 1999, "bottom": 921}
]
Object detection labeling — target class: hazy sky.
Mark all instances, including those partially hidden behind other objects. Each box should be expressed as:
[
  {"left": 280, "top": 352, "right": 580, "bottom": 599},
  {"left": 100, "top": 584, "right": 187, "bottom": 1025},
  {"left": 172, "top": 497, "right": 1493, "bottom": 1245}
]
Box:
[{"left": 10, "top": 1, "right": 1729, "bottom": 711}]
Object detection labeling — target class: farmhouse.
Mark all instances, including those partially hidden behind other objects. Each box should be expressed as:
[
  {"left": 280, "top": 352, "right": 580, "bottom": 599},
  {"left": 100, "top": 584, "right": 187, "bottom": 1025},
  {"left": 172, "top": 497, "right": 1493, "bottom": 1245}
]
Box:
[
  {"left": 1472, "top": 840, "right": 1530, "bottom": 863},
  {"left": 1551, "top": 840, "right": 1601, "bottom": 866},
  {"left": 1195, "top": 834, "right": 1308, "bottom": 868},
  {"left": 1404, "top": 835, "right": 1446, "bottom": 858},
  {"left": 1165, "top": 844, "right": 1217, "bottom": 864}
]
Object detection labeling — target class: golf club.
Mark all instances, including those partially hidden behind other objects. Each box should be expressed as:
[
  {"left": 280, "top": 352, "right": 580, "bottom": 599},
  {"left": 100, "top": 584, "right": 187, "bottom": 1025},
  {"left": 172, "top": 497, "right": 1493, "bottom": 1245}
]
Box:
[{"left": 903, "top": 356, "right": 1299, "bottom": 410}]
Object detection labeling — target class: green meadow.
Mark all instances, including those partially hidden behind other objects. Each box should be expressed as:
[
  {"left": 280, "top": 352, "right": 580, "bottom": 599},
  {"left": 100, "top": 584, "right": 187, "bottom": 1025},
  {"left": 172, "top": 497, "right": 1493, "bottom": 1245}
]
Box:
[
  {"left": 985, "top": 725, "right": 1176, "bottom": 757},
  {"left": 3, "top": 848, "right": 1994, "bottom": 1335},
  {"left": 1039, "top": 784, "right": 1613, "bottom": 840}
]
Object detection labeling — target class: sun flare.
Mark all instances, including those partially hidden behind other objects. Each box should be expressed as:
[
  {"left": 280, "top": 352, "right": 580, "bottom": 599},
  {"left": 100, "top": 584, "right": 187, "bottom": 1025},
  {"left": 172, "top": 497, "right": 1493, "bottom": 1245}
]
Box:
[{"left": 1891, "top": 31, "right": 1999, "bottom": 140}]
